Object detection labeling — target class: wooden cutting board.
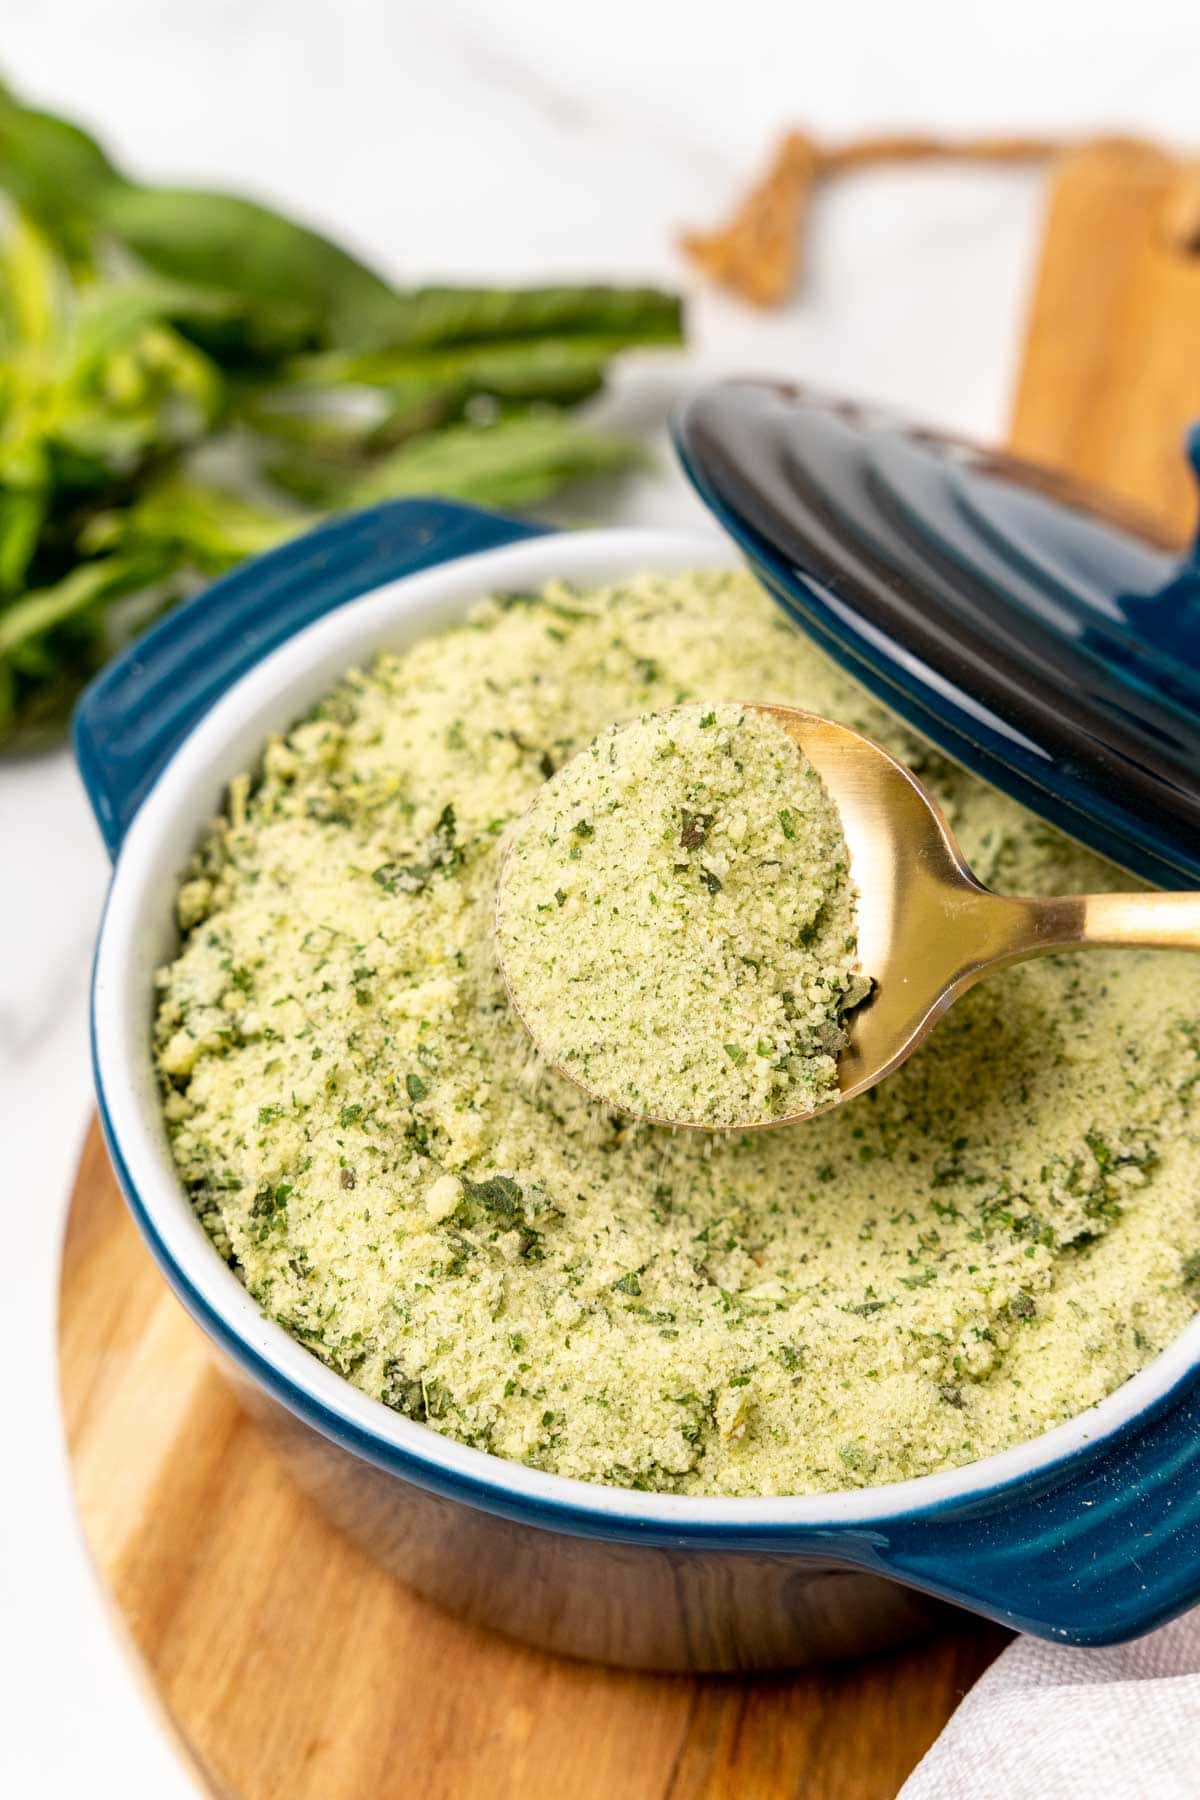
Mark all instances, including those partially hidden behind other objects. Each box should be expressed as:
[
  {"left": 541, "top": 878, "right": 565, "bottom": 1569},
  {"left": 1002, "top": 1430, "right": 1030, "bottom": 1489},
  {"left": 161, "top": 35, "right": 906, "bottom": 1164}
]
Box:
[
  {"left": 58, "top": 142, "right": 1200, "bottom": 1800},
  {"left": 1010, "top": 138, "right": 1200, "bottom": 529}
]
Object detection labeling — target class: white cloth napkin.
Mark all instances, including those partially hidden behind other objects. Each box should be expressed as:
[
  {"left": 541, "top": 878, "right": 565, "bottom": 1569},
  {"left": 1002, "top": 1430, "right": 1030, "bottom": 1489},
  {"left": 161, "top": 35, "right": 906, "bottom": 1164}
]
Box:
[{"left": 900, "top": 1612, "right": 1200, "bottom": 1799}]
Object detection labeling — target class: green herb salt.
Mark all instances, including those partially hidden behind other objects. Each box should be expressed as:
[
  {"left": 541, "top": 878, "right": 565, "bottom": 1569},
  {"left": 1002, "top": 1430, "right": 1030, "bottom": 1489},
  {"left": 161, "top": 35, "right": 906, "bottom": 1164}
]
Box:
[
  {"left": 154, "top": 569, "right": 1200, "bottom": 1498},
  {"left": 497, "top": 703, "right": 865, "bottom": 1125}
]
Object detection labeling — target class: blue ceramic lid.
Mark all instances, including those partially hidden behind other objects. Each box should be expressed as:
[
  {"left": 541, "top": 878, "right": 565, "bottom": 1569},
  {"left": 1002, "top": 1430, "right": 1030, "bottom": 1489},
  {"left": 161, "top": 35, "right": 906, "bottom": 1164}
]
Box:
[{"left": 674, "top": 379, "right": 1200, "bottom": 889}]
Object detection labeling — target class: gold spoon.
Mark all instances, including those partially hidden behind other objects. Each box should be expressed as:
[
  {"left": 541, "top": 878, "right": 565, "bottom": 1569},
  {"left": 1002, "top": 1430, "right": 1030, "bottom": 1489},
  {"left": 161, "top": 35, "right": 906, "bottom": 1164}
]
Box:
[
  {"left": 754, "top": 704, "right": 1200, "bottom": 1123},
  {"left": 499, "top": 703, "right": 1200, "bottom": 1130}
]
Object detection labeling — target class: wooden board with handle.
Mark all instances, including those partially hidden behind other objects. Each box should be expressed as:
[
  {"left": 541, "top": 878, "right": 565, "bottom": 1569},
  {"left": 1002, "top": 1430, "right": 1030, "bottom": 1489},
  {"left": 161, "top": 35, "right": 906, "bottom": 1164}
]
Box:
[
  {"left": 1010, "top": 138, "right": 1200, "bottom": 538},
  {"left": 58, "top": 140, "right": 1199, "bottom": 1800},
  {"left": 60, "top": 1121, "right": 1005, "bottom": 1800}
]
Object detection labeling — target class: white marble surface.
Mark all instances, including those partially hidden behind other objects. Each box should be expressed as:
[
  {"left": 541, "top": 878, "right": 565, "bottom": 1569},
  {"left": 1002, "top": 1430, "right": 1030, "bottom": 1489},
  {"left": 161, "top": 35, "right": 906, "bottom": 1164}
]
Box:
[{"left": 2, "top": 3, "right": 1198, "bottom": 1793}]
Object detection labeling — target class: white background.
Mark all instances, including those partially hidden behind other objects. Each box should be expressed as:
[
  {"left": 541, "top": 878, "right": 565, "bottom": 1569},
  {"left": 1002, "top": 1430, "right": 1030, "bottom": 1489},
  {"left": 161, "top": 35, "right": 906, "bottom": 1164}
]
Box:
[{"left": 3, "top": 3, "right": 1199, "bottom": 1792}]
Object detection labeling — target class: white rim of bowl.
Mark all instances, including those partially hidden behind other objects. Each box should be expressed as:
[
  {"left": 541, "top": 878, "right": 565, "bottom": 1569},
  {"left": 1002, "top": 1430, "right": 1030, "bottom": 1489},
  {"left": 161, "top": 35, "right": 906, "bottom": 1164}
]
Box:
[{"left": 92, "top": 525, "right": 1200, "bottom": 1529}]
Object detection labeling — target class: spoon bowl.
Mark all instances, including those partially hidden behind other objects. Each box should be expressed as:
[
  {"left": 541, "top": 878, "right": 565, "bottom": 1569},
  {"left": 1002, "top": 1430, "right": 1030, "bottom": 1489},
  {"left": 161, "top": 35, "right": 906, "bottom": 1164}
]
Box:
[{"left": 501, "top": 703, "right": 1200, "bottom": 1130}]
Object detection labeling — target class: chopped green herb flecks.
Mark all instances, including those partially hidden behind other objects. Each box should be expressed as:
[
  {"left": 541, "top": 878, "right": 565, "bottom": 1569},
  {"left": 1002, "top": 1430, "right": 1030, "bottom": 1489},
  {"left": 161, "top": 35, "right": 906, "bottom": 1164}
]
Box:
[
  {"left": 497, "top": 703, "right": 865, "bottom": 1126},
  {"left": 154, "top": 567, "right": 1200, "bottom": 1502},
  {"left": 680, "top": 809, "right": 715, "bottom": 850}
]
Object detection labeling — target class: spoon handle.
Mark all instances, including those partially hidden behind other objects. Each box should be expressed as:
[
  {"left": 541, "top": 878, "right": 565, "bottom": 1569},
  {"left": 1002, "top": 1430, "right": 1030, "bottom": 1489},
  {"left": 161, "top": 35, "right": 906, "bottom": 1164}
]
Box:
[{"left": 1010, "top": 890, "right": 1200, "bottom": 956}]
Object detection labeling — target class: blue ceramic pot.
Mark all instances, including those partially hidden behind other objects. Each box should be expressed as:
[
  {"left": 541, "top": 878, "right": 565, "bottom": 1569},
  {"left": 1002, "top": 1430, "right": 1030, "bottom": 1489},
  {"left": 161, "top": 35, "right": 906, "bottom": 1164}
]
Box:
[{"left": 76, "top": 497, "right": 1200, "bottom": 1671}]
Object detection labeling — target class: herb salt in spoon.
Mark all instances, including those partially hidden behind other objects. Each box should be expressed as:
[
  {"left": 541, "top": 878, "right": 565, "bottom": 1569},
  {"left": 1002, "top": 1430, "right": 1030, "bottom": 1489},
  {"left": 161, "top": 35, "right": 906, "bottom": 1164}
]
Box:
[{"left": 496, "top": 702, "right": 1200, "bottom": 1131}]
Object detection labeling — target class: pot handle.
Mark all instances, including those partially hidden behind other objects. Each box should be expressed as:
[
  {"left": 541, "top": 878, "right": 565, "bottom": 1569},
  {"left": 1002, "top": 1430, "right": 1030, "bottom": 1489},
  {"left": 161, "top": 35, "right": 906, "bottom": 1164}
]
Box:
[
  {"left": 871, "top": 1366, "right": 1200, "bottom": 1644},
  {"left": 72, "top": 499, "right": 546, "bottom": 858}
]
